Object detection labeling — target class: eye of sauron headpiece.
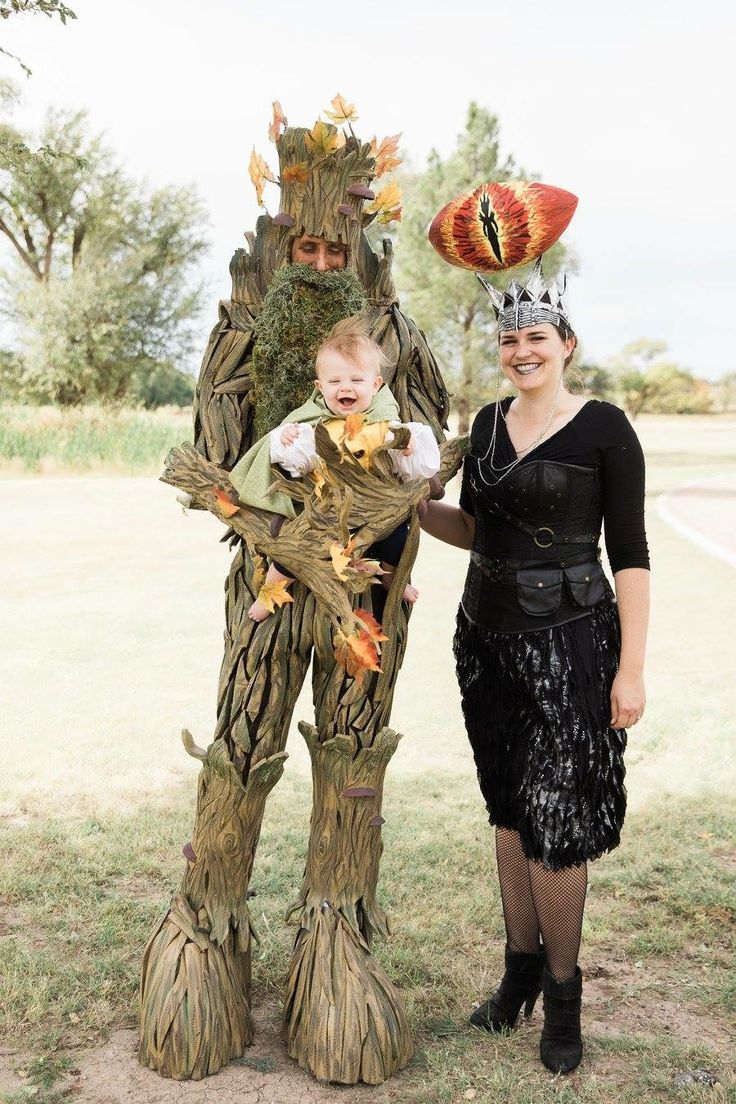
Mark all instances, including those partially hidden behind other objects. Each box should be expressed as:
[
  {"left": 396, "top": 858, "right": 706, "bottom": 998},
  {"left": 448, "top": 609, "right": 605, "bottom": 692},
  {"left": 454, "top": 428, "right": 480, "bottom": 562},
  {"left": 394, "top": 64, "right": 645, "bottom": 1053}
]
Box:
[
  {"left": 249, "top": 96, "right": 403, "bottom": 268},
  {"left": 427, "top": 180, "right": 578, "bottom": 333}
]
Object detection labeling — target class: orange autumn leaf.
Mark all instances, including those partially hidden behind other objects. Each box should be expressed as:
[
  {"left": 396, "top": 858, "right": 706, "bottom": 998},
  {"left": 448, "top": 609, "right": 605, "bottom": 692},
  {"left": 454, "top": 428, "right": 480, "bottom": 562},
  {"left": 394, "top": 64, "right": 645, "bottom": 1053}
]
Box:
[
  {"left": 365, "top": 180, "right": 402, "bottom": 224},
  {"left": 354, "top": 608, "right": 389, "bottom": 642},
  {"left": 268, "top": 100, "right": 287, "bottom": 143},
  {"left": 369, "top": 133, "right": 402, "bottom": 177},
  {"left": 343, "top": 412, "right": 366, "bottom": 440},
  {"left": 330, "top": 536, "right": 357, "bottom": 581},
  {"left": 213, "top": 486, "right": 240, "bottom": 518},
  {"left": 257, "top": 578, "right": 294, "bottom": 614},
  {"left": 281, "top": 161, "right": 309, "bottom": 185},
  {"left": 306, "top": 120, "right": 345, "bottom": 155},
  {"left": 324, "top": 93, "right": 359, "bottom": 125},
  {"left": 248, "top": 148, "right": 278, "bottom": 207},
  {"left": 334, "top": 628, "right": 382, "bottom": 685}
]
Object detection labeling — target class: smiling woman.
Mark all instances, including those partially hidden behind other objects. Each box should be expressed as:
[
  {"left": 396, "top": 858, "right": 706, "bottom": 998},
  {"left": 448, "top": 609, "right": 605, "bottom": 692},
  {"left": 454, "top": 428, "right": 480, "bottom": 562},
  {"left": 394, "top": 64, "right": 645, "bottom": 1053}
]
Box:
[{"left": 420, "top": 256, "right": 651, "bottom": 1076}]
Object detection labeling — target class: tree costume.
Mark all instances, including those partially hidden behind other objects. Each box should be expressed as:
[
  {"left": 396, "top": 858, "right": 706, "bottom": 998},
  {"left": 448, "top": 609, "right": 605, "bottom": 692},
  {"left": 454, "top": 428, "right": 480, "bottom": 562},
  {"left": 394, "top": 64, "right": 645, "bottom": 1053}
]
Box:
[{"left": 138, "top": 99, "right": 454, "bottom": 1085}]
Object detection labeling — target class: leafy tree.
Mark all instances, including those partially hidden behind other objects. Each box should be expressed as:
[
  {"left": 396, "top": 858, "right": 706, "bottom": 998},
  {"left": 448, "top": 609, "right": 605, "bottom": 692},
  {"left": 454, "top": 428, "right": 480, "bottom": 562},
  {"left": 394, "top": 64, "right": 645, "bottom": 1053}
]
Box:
[
  {"left": 609, "top": 338, "right": 711, "bottom": 417},
  {"left": 0, "top": 1, "right": 75, "bottom": 20},
  {"left": 0, "top": 1, "right": 76, "bottom": 78},
  {"left": 577, "top": 361, "right": 615, "bottom": 400},
  {"left": 131, "top": 362, "right": 195, "bottom": 409},
  {"left": 712, "top": 371, "right": 736, "bottom": 413},
  {"left": 394, "top": 102, "right": 570, "bottom": 432},
  {"left": 0, "top": 108, "right": 208, "bottom": 404}
]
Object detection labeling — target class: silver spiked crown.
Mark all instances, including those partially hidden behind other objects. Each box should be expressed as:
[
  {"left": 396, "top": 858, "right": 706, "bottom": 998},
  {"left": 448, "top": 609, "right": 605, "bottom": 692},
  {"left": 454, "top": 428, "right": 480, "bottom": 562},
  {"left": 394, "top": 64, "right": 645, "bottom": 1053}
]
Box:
[{"left": 476, "top": 256, "right": 572, "bottom": 334}]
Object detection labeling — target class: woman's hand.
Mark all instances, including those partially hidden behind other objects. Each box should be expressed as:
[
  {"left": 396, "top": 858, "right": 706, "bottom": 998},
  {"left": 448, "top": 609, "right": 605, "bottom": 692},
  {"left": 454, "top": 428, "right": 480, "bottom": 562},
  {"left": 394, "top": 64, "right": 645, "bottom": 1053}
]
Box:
[
  {"left": 610, "top": 669, "right": 646, "bottom": 729},
  {"left": 401, "top": 433, "right": 416, "bottom": 457}
]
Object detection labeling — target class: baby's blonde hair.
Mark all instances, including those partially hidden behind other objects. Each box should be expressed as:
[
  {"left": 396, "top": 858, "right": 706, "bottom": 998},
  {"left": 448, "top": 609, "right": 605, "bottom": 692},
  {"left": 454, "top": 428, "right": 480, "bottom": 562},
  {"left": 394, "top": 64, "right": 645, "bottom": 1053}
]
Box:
[{"left": 315, "top": 315, "right": 389, "bottom": 377}]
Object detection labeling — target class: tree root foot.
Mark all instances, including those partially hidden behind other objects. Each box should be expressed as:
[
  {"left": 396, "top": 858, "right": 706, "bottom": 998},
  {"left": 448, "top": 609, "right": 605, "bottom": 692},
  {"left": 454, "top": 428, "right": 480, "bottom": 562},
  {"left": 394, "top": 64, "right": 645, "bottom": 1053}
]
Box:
[{"left": 138, "top": 893, "right": 253, "bottom": 1080}]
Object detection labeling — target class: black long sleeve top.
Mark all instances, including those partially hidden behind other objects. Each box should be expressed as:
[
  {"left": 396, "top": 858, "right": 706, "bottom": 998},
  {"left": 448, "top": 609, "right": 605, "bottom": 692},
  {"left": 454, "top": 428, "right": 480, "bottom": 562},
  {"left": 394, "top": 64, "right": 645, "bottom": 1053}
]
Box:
[{"left": 458, "top": 398, "right": 650, "bottom": 632}]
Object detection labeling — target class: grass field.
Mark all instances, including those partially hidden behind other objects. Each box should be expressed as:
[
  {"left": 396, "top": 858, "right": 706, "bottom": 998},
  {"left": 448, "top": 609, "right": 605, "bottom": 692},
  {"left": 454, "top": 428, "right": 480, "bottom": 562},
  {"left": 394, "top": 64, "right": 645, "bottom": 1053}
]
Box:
[
  {"left": 0, "top": 405, "right": 192, "bottom": 476},
  {"left": 1, "top": 415, "right": 734, "bottom": 1104}
]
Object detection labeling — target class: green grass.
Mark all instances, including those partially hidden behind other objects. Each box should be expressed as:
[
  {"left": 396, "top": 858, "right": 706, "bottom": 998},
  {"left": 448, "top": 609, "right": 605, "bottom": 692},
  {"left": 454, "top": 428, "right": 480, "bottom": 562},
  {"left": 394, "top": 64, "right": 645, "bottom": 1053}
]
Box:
[
  {"left": 1, "top": 778, "right": 733, "bottom": 1103},
  {"left": 1, "top": 412, "right": 735, "bottom": 1102},
  {"left": 0, "top": 404, "right": 192, "bottom": 475}
]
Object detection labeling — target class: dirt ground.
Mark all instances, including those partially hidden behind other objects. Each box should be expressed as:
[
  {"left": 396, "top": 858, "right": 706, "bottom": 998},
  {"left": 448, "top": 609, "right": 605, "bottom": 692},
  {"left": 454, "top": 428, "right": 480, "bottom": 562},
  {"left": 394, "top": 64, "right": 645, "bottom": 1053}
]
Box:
[{"left": 2, "top": 463, "right": 735, "bottom": 1103}]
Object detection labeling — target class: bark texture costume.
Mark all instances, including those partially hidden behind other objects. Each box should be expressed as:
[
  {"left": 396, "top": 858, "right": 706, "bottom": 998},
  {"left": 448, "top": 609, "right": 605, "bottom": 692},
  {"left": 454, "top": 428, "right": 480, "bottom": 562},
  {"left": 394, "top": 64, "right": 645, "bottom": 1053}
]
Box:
[{"left": 138, "top": 100, "right": 452, "bottom": 1085}]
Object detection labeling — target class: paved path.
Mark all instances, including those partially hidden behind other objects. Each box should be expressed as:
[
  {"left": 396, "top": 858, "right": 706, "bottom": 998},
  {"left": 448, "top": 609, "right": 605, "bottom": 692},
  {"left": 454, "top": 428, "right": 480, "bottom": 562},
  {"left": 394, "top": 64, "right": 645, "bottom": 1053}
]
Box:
[{"left": 657, "top": 473, "right": 736, "bottom": 567}]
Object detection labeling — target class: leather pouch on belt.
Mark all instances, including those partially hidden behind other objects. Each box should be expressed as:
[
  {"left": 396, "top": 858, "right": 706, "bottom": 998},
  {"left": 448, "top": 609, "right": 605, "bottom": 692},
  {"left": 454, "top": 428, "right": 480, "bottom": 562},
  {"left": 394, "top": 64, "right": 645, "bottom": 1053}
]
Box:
[
  {"left": 516, "top": 568, "right": 563, "bottom": 616},
  {"left": 564, "top": 561, "right": 606, "bottom": 607}
]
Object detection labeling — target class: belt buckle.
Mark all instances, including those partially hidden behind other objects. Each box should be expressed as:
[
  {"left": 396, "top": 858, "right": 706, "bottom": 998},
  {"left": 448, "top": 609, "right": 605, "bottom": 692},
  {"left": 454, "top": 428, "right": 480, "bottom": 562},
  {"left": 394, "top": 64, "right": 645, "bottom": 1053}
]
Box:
[{"left": 533, "top": 526, "right": 554, "bottom": 549}]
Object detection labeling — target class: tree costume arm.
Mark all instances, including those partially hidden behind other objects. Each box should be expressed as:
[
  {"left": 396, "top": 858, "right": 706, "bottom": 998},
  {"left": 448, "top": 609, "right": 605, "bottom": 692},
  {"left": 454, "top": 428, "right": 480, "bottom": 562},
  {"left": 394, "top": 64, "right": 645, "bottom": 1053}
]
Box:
[{"left": 192, "top": 244, "right": 275, "bottom": 468}]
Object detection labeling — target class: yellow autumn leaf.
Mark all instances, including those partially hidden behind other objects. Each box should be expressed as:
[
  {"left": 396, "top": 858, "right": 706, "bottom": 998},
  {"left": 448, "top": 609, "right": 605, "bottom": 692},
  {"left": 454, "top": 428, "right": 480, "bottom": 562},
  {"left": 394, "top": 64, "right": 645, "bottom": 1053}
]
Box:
[
  {"left": 268, "top": 100, "right": 287, "bottom": 143},
  {"left": 306, "top": 120, "right": 345, "bottom": 155},
  {"left": 330, "top": 536, "right": 357, "bottom": 581},
  {"left": 248, "top": 148, "right": 278, "bottom": 207},
  {"left": 281, "top": 161, "right": 309, "bottom": 185},
  {"left": 365, "top": 180, "right": 402, "bottom": 224},
  {"left": 324, "top": 93, "right": 359, "bottom": 125},
  {"left": 257, "top": 577, "right": 294, "bottom": 613}
]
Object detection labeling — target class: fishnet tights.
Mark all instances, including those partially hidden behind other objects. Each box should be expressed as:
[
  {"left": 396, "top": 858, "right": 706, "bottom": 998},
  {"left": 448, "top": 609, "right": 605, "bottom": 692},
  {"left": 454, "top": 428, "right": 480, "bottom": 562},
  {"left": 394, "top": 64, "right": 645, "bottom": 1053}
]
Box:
[{"left": 496, "top": 827, "right": 587, "bottom": 982}]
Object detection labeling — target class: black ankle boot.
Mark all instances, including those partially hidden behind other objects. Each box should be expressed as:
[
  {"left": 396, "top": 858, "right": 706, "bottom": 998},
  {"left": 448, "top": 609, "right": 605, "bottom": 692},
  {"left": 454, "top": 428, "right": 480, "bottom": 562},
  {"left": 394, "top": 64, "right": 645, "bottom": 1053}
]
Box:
[
  {"left": 539, "top": 966, "right": 583, "bottom": 1073},
  {"left": 470, "top": 947, "right": 545, "bottom": 1032}
]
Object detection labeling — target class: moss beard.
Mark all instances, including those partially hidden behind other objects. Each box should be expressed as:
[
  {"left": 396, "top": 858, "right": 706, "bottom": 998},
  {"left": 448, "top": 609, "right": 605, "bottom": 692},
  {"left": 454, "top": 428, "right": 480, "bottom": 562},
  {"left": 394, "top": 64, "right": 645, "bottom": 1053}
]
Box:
[{"left": 250, "top": 264, "right": 367, "bottom": 441}]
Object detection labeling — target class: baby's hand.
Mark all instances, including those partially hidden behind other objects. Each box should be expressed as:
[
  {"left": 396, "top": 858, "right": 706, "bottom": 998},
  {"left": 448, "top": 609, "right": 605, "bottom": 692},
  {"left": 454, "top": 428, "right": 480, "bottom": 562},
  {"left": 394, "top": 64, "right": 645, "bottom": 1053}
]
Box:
[
  {"left": 280, "top": 424, "right": 300, "bottom": 446},
  {"left": 401, "top": 433, "right": 416, "bottom": 457}
]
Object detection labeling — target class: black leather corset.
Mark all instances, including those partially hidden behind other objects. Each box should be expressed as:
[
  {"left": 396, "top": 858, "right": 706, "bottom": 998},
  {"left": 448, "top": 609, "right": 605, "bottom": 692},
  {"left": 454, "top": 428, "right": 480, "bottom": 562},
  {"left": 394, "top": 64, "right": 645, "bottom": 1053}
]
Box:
[
  {"left": 462, "top": 459, "right": 613, "bottom": 633},
  {"left": 467, "top": 458, "right": 603, "bottom": 560}
]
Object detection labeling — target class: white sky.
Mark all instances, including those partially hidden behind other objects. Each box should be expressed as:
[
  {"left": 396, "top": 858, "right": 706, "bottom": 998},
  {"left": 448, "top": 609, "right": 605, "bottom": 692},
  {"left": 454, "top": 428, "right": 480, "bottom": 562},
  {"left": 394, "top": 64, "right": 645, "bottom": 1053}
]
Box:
[{"left": 2, "top": 0, "right": 734, "bottom": 378}]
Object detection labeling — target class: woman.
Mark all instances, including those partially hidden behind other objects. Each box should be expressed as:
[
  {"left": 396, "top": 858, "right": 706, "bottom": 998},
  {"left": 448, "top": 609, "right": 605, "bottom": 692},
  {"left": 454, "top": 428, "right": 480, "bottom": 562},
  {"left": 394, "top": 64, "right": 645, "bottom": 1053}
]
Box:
[{"left": 420, "top": 259, "right": 650, "bottom": 1074}]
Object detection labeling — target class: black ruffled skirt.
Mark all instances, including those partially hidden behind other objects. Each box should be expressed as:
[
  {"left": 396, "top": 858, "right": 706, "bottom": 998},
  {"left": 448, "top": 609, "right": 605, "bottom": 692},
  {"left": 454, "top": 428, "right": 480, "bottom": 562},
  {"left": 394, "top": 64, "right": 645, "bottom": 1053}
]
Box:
[{"left": 453, "top": 601, "right": 626, "bottom": 871}]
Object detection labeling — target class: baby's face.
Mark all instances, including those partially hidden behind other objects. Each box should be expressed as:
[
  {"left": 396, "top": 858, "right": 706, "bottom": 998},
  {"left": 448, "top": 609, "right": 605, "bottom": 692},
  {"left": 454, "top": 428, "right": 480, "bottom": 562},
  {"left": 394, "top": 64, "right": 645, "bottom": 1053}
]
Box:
[{"left": 315, "top": 347, "right": 382, "bottom": 416}]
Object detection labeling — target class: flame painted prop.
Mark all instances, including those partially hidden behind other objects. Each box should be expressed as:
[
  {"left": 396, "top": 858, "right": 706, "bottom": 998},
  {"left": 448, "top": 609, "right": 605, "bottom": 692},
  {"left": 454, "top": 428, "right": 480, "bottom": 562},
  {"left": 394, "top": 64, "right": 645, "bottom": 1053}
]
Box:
[{"left": 428, "top": 181, "right": 578, "bottom": 273}]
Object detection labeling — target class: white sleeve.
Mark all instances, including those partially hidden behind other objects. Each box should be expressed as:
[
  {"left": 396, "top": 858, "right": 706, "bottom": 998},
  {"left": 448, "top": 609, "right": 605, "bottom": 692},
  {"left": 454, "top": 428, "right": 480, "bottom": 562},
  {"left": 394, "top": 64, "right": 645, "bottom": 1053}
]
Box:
[
  {"left": 269, "top": 424, "right": 319, "bottom": 476},
  {"left": 387, "top": 422, "right": 441, "bottom": 481}
]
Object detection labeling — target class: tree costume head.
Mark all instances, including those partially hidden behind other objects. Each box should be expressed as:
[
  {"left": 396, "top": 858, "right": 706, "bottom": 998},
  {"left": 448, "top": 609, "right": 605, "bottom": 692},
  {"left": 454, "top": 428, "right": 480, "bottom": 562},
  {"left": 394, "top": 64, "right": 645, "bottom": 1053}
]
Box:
[
  {"left": 240, "top": 98, "right": 404, "bottom": 439},
  {"left": 249, "top": 96, "right": 402, "bottom": 272}
]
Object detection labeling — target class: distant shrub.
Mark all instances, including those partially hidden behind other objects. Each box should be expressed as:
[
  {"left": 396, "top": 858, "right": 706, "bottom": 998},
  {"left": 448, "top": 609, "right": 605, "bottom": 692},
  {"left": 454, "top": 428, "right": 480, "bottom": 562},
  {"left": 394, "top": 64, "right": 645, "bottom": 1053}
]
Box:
[{"left": 131, "top": 363, "right": 195, "bottom": 409}]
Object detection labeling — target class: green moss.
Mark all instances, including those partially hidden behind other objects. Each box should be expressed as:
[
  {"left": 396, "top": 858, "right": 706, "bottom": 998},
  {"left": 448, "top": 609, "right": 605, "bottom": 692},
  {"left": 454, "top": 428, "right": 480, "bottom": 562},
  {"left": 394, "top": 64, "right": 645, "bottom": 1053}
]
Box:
[{"left": 250, "top": 263, "right": 366, "bottom": 441}]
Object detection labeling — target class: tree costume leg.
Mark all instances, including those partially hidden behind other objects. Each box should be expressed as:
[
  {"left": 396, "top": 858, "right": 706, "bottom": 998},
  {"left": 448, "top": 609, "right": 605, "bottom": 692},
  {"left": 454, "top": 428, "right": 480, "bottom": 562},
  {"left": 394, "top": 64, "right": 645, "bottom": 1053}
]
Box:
[
  {"left": 282, "top": 521, "right": 420, "bottom": 1083},
  {"left": 139, "top": 548, "right": 316, "bottom": 1081}
]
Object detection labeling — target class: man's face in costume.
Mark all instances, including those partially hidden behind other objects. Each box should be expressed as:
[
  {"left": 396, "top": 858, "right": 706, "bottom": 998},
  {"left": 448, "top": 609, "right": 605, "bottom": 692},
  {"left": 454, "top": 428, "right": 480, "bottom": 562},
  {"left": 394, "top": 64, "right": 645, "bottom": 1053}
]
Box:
[{"left": 290, "top": 233, "right": 347, "bottom": 271}]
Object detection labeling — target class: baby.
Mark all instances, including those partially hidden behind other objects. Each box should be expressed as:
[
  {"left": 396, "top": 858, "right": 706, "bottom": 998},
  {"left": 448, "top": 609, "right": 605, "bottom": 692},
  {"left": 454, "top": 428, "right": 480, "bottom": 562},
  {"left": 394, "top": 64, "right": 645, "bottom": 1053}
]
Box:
[{"left": 241, "top": 316, "right": 441, "bottom": 622}]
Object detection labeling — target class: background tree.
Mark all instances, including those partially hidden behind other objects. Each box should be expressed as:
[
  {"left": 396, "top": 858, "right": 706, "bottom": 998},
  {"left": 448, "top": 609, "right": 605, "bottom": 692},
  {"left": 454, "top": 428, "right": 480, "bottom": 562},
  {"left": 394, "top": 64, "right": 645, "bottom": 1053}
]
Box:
[
  {"left": 395, "top": 102, "right": 571, "bottom": 432},
  {"left": 0, "top": 1, "right": 76, "bottom": 79},
  {"left": 576, "top": 360, "right": 616, "bottom": 400},
  {"left": 0, "top": 107, "right": 208, "bottom": 404},
  {"left": 609, "top": 338, "right": 712, "bottom": 417},
  {"left": 712, "top": 371, "right": 736, "bottom": 413}
]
